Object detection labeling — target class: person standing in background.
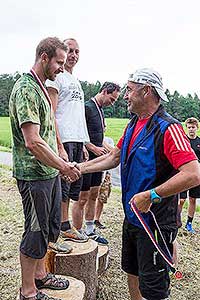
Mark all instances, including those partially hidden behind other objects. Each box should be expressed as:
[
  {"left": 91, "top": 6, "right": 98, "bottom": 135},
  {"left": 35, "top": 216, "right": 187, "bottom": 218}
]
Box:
[
  {"left": 72, "top": 82, "right": 120, "bottom": 244},
  {"left": 46, "top": 38, "right": 90, "bottom": 245},
  {"left": 178, "top": 117, "right": 200, "bottom": 233}
]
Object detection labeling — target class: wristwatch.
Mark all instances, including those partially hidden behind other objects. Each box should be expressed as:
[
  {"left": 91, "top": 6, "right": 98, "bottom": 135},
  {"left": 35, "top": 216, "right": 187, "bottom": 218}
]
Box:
[{"left": 150, "top": 189, "right": 162, "bottom": 204}]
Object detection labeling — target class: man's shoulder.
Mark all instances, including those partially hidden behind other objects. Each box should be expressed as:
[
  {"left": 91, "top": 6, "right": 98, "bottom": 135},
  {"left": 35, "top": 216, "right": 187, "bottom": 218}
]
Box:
[
  {"left": 11, "top": 74, "right": 41, "bottom": 100},
  {"left": 13, "top": 73, "right": 36, "bottom": 89},
  {"left": 157, "top": 108, "right": 180, "bottom": 125},
  {"left": 85, "top": 98, "right": 95, "bottom": 107}
]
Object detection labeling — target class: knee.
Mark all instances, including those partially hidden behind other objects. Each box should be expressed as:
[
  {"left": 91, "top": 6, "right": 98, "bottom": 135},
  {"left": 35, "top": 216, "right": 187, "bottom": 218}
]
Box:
[
  {"left": 78, "top": 198, "right": 88, "bottom": 208},
  {"left": 189, "top": 197, "right": 196, "bottom": 205},
  {"left": 179, "top": 198, "right": 185, "bottom": 206},
  {"left": 89, "top": 189, "right": 99, "bottom": 202}
]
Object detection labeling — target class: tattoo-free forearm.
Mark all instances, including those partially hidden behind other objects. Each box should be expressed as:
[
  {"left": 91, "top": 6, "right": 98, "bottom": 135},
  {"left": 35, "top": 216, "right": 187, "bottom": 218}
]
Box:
[{"left": 79, "top": 147, "right": 120, "bottom": 174}]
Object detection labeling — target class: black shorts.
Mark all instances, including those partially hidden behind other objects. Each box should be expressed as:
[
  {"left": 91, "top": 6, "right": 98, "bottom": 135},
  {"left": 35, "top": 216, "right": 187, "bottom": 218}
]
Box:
[
  {"left": 81, "top": 172, "right": 103, "bottom": 191},
  {"left": 17, "top": 176, "right": 61, "bottom": 259},
  {"left": 180, "top": 184, "right": 200, "bottom": 199},
  {"left": 61, "top": 142, "right": 83, "bottom": 201},
  {"left": 122, "top": 219, "right": 177, "bottom": 300}
]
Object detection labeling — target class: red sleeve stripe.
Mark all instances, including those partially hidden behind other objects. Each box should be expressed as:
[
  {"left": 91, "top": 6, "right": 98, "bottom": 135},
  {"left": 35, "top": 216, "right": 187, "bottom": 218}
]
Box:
[{"left": 168, "top": 124, "right": 190, "bottom": 151}]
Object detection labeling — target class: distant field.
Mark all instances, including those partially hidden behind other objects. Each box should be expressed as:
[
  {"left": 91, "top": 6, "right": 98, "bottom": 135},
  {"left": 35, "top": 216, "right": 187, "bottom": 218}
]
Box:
[
  {"left": 2, "top": 116, "right": 200, "bottom": 149},
  {"left": 105, "top": 118, "right": 129, "bottom": 144},
  {"left": 0, "top": 117, "right": 129, "bottom": 149},
  {"left": 0, "top": 117, "right": 12, "bottom": 148}
]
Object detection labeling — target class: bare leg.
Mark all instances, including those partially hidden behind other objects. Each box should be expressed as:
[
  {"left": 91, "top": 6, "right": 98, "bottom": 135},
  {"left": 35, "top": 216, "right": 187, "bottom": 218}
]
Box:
[
  {"left": 188, "top": 197, "right": 196, "bottom": 218},
  {"left": 85, "top": 186, "right": 100, "bottom": 221},
  {"left": 20, "top": 252, "right": 38, "bottom": 297},
  {"left": 35, "top": 256, "right": 47, "bottom": 279},
  {"left": 178, "top": 198, "right": 186, "bottom": 214},
  {"left": 127, "top": 274, "right": 142, "bottom": 300},
  {"left": 61, "top": 199, "right": 70, "bottom": 222},
  {"left": 72, "top": 191, "right": 90, "bottom": 230},
  {"left": 94, "top": 199, "right": 104, "bottom": 221}
]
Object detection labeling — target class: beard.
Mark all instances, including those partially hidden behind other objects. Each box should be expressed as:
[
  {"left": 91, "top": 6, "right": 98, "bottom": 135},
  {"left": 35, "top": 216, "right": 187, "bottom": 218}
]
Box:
[{"left": 43, "top": 63, "right": 57, "bottom": 81}]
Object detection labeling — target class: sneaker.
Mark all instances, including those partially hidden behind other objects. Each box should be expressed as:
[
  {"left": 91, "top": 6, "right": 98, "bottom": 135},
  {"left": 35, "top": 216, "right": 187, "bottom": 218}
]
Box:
[
  {"left": 48, "top": 241, "right": 73, "bottom": 254},
  {"left": 185, "top": 222, "right": 195, "bottom": 233},
  {"left": 94, "top": 220, "right": 106, "bottom": 229},
  {"left": 87, "top": 230, "right": 108, "bottom": 245},
  {"left": 61, "top": 226, "right": 88, "bottom": 243}
]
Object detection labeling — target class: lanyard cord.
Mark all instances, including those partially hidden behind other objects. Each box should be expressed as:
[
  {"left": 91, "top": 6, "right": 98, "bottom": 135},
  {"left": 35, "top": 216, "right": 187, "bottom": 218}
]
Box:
[
  {"left": 92, "top": 98, "right": 105, "bottom": 131},
  {"left": 30, "top": 68, "right": 53, "bottom": 117},
  {"left": 130, "top": 201, "right": 176, "bottom": 273}
]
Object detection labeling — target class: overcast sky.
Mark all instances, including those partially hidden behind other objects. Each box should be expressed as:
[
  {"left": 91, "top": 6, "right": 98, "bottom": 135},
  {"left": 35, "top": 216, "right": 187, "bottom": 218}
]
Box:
[{"left": 1, "top": 0, "right": 200, "bottom": 96}]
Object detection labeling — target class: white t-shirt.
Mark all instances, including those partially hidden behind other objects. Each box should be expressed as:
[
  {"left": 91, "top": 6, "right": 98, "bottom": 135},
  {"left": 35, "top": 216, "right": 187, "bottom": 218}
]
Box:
[{"left": 46, "top": 71, "right": 90, "bottom": 143}]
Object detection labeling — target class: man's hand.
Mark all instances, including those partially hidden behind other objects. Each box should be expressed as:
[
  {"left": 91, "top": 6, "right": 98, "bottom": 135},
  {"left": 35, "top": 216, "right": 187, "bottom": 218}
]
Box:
[
  {"left": 58, "top": 145, "right": 69, "bottom": 162},
  {"left": 92, "top": 146, "right": 108, "bottom": 156},
  {"left": 83, "top": 146, "right": 89, "bottom": 161},
  {"left": 61, "top": 162, "right": 81, "bottom": 182},
  {"left": 130, "top": 191, "right": 152, "bottom": 213}
]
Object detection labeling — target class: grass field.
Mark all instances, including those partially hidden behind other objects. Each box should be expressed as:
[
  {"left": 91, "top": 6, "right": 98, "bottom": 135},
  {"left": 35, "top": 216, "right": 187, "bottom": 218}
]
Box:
[
  {"left": 0, "top": 117, "right": 12, "bottom": 149},
  {"left": 1, "top": 116, "right": 200, "bottom": 150},
  {"left": 0, "top": 117, "right": 129, "bottom": 149}
]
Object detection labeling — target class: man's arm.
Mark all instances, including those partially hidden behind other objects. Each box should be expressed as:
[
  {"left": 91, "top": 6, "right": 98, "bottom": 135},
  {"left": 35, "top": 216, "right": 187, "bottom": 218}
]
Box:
[
  {"left": 131, "top": 160, "right": 200, "bottom": 213},
  {"left": 47, "top": 87, "right": 68, "bottom": 161},
  {"left": 79, "top": 146, "right": 121, "bottom": 174},
  {"left": 21, "top": 122, "right": 80, "bottom": 181}
]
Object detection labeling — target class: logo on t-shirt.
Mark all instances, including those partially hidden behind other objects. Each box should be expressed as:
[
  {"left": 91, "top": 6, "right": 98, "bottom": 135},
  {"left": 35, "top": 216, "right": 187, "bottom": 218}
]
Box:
[{"left": 69, "top": 83, "right": 83, "bottom": 102}]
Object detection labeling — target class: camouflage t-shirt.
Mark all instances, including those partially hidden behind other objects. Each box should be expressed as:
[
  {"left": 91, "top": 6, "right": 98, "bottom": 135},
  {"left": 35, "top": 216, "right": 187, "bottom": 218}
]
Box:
[{"left": 9, "top": 73, "right": 59, "bottom": 180}]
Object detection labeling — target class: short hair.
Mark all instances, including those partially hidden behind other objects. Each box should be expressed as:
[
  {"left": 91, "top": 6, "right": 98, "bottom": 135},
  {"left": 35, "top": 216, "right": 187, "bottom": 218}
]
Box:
[
  {"left": 35, "top": 37, "right": 68, "bottom": 61},
  {"left": 99, "top": 82, "right": 121, "bottom": 94},
  {"left": 185, "top": 117, "right": 199, "bottom": 128},
  {"left": 63, "top": 38, "right": 78, "bottom": 44}
]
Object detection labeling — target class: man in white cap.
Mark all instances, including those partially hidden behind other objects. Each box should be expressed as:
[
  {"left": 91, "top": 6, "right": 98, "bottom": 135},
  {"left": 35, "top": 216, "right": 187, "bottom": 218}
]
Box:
[{"left": 76, "top": 68, "right": 200, "bottom": 300}]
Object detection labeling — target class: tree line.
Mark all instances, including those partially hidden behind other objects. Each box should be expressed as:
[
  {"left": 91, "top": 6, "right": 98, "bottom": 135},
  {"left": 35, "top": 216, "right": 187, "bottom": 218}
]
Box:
[{"left": 0, "top": 72, "right": 200, "bottom": 121}]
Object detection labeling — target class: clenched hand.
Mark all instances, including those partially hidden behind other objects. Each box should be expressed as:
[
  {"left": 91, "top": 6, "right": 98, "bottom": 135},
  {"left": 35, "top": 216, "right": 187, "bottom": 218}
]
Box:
[{"left": 129, "top": 190, "right": 152, "bottom": 213}]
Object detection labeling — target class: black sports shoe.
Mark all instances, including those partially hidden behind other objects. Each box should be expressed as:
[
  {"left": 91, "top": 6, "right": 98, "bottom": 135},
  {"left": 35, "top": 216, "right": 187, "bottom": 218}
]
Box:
[{"left": 94, "top": 220, "right": 106, "bottom": 229}]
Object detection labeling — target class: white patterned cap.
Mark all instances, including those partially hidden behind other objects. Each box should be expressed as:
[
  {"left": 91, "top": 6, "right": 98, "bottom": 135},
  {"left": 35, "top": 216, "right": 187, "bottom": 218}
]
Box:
[{"left": 128, "top": 68, "right": 169, "bottom": 102}]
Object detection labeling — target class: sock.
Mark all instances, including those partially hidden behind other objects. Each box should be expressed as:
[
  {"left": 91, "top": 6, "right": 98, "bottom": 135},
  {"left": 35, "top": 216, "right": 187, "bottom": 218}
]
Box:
[
  {"left": 61, "top": 221, "right": 71, "bottom": 231},
  {"left": 187, "top": 216, "right": 193, "bottom": 224},
  {"left": 85, "top": 220, "right": 95, "bottom": 235}
]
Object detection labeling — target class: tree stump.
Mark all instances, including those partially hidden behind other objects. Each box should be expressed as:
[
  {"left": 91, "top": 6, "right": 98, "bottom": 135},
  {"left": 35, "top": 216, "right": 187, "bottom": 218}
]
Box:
[
  {"left": 97, "top": 245, "right": 109, "bottom": 276},
  {"left": 16, "top": 276, "right": 85, "bottom": 300},
  {"left": 45, "top": 248, "right": 56, "bottom": 273},
  {"left": 46, "top": 239, "right": 98, "bottom": 300}
]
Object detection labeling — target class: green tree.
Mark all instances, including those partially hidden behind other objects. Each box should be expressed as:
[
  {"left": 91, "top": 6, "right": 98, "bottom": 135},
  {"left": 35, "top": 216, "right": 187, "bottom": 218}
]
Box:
[{"left": 0, "top": 73, "right": 20, "bottom": 116}]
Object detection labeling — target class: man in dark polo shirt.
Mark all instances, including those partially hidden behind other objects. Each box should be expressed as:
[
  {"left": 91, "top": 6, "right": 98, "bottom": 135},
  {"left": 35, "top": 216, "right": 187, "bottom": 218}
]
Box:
[{"left": 72, "top": 82, "right": 120, "bottom": 244}]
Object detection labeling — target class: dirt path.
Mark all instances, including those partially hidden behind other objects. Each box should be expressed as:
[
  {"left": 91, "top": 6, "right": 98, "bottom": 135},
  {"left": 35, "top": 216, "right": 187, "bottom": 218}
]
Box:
[{"left": 0, "top": 168, "right": 200, "bottom": 300}]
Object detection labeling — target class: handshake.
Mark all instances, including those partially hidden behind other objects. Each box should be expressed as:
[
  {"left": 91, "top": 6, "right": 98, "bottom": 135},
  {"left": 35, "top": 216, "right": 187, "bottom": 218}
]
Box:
[{"left": 60, "top": 161, "right": 81, "bottom": 183}]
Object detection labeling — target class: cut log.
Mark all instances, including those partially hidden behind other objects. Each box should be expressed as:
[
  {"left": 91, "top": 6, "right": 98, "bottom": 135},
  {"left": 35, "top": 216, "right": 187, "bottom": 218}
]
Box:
[
  {"left": 46, "top": 239, "right": 98, "bottom": 300},
  {"left": 45, "top": 248, "right": 56, "bottom": 273},
  {"left": 97, "top": 245, "right": 109, "bottom": 276},
  {"left": 16, "top": 276, "right": 85, "bottom": 300}
]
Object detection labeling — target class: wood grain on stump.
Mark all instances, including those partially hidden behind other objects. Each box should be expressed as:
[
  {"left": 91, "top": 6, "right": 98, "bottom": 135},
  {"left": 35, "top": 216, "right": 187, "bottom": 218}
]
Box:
[
  {"left": 46, "top": 239, "right": 98, "bottom": 300},
  {"left": 45, "top": 248, "right": 56, "bottom": 273},
  {"left": 97, "top": 245, "right": 109, "bottom": 276},
  {"left": 16, "top": 276, "right": 85, "bottom": 300}
]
